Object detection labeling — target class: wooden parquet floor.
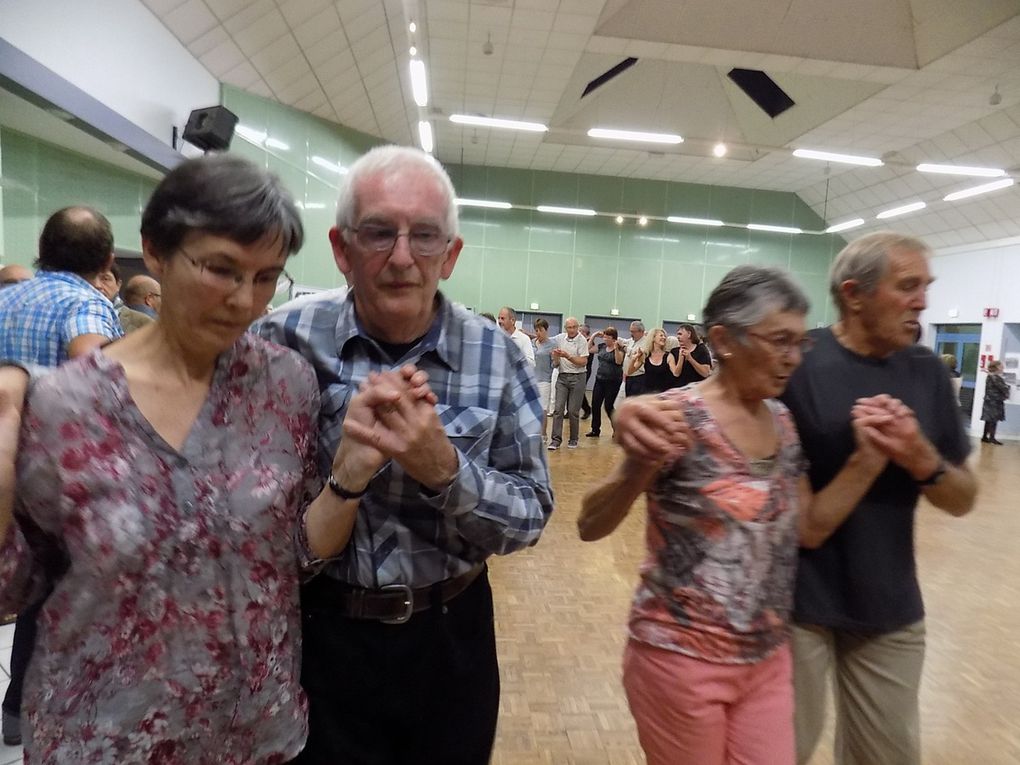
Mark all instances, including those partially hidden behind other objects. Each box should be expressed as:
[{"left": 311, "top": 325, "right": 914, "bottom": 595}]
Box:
[{"left": 488, "top": 427, "right": 1020, "bottom": 764}]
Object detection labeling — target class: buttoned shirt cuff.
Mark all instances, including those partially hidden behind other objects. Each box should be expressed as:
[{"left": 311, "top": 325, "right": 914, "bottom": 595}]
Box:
[
  {"left": 419, "top": 450, "right": 482, "bottom": 516},
  {"left": 294, "top": 506, "right": 344, "bottom": 579}
]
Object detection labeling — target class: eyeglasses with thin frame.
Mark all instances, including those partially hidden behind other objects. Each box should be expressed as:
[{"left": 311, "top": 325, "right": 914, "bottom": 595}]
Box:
[
  {"left": 347, "top": 223, "right": 451, "bottom": 257},
  {"left": 745, "top": 331, "right": 814, "bottom": 357},
  {"left": 177, "top": 248, "right": 293, "bottom": 298}
]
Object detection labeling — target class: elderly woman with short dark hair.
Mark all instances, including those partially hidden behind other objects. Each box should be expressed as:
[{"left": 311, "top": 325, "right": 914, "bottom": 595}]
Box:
[
  {"left": 578, "top": 265, "right": 889, "bottom": 765},
  {"left": 0, "top": 155, "right": 379, "bottom": 763}
]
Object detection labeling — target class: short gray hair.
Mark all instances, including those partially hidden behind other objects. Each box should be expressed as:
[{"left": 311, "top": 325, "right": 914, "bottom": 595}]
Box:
[
  {"left": 335, "top": 145, "right": 459, "bottom": 237},
  {"left": 703, "top": 265, "right": 809, "bottom": 336},
  {"left": 829, "top": 231, "right": 930, "bottom": 314},
  {"left": 499, "top": 306, "right": 517, "bottom": 322},
  {"left": 630, "top": 321, "right": 645, "bottom": 332}
]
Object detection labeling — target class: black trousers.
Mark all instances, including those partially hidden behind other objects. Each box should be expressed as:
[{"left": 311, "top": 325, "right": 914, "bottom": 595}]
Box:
[
  {"left": 2, "top": 600, "right": 42, "bottom": 717},
  {"left": 624, "top": 376, "right": 645, "bottom": 398},
  {"left": 590, "top": 378, "right": 622, "bottom": 435},
  {"left": 292, "top": 569, "right": 500, "bottom": 765}
]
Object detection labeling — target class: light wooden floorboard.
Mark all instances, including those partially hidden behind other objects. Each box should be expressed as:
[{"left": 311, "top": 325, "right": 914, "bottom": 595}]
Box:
[{"left": 489, "top": 429, "right": 1020, "bottom": 764}]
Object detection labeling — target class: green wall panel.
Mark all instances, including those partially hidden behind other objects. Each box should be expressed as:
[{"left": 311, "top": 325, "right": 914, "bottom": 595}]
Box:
[
  {"left": 217, "top": 85, "right": 842, "bottom": 327},
  {"left": 0, "top": 128, "right": 156, "bottom": 265}
]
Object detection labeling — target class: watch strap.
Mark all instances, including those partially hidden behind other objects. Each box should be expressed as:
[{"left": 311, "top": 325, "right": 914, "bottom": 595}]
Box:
[
  {"left": 327, "top": 473, "right": 368, "bottom": 500},
  {"left": 915, "top": 461, "right": 947, "bottom": 487}
]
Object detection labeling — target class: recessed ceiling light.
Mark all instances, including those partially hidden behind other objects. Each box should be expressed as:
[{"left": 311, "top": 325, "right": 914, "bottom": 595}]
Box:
[
  {"left": 875, "top": 201, "right": 926, "bottom": 219},
  {"left": 410, "top": 59, "right": 428, "bottom": 107},
  {"left": 418, "top": 120, "right": 433, "bottom": 153},
  {"left": 638, "top": 216, "right": 648, "bottom": 226},
  {"left": 450, "top": 114, "right": 547, "bottom": 132},
  {"left": 615, "top": 215, "right": 624, "bottom": 224},
  {"left": 409, "top": 21, "right": 416, "bottom": 33},
  {"left": 713, "top": 142, "right": 727, "bottom": 157},
  {"left": 587, "top": 127, "right": 683, "bottom": 144},
  {"left": 943, "top": 178, "right": 1015, "bottom": 201},
  {"left": 536, "top": 205, "right": 597, "bottom": 216},
  {"left": 456, "top": 198, "right": 513, "bottom": 209},
  {"left": 792, "top": 148, "right": 883, "bottom": 167},
  {"left": 917, "top": 163, "right": 1006, "bottom": 178},
  {"left": 667, "top": 215, "right": 724, "bottom": 227},
  {"left": 747, "top": 223, "right": 802, "bottom": 234},
  {"left": 825, "top": 218, "right": 865, "bottom": 233},
  {"left": 409, "top": 46, "right": 417, "bottom": 56}
]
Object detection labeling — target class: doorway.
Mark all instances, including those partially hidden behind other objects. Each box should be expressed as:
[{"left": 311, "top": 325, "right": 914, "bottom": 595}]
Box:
[{"left": 934, "top": 324, "right": 981, "bottom": 417}]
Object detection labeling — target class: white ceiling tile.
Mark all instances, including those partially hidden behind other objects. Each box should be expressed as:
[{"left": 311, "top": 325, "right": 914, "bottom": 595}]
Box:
[{"left": 162, "top": 0, "right": 218, "bottom": 43}]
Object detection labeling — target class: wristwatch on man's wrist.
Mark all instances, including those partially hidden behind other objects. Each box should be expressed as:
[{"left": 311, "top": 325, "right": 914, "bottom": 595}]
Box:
[
  {"left": 327, "top": 472, "right": 368, "bottom": 500},
  {"left": 915, "top": 460, "right": 948, "bottom": 487}
]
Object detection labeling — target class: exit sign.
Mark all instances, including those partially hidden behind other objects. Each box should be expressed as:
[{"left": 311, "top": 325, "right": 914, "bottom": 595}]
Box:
[{"left": 984, "top": 307, "right": 1000, "bottom": 318}]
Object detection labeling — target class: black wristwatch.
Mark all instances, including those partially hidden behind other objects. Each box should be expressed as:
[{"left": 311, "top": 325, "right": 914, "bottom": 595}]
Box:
[
  {"left": 327, "top": 473, "right": 368, "bottom": 500},
  {"left": 915, "top": 461, "right": 947, "bottom": 487}
]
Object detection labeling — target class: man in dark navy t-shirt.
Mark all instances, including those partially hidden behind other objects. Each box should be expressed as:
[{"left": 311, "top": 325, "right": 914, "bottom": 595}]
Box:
[{"left": 781, "top": 231, "right": 977, "bottom": 765}]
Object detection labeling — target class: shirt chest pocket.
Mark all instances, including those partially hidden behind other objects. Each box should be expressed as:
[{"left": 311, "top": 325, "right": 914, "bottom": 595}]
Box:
[{"left": 435, "top": 404, "right": 497, "bottom": 462}]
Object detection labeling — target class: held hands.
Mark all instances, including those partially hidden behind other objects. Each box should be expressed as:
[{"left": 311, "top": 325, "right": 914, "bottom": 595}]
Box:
[
  {"left": 851, "top": 394, "right": 940, "bottom": 480},
  {"left": 612, "top": 395, "right": 692, "bottom": 465},
  {"left": 336, "top": 365, "right": 458, "bottom": 493}
]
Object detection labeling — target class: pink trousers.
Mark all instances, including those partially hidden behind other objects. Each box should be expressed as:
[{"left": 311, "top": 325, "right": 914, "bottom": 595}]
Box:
[{"left": 622, "top": 639, "right": 795, "bottom": 765}]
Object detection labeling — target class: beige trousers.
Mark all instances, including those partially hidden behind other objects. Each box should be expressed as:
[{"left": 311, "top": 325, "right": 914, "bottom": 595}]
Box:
[{"left": 793, "top": 621, "right": 926, "bottom": 765}]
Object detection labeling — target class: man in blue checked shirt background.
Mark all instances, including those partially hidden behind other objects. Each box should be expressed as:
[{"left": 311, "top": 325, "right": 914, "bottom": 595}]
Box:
[
  {"left": 0, "top": 205, "right": 123, "bottom": 746},
  {"left": 255, "top": 145, "right": 553, "bottom": 765}
]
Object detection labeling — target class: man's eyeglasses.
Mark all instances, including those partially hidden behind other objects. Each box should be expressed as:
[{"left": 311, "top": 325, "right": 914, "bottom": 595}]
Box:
[
  {"left": 348, "top": 223, "right": 451, "bottom": 257},
  {"left": 745, "top": 331, "right": 815, "bottom": 357},
  {"left": 178, "top": 249, "right": 293, "bottom": 298}
]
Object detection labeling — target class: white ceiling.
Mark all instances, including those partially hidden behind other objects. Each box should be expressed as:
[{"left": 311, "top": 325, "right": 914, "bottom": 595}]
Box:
[{"left": 139, "top": 0, "right": 1020, "bottom": 249}]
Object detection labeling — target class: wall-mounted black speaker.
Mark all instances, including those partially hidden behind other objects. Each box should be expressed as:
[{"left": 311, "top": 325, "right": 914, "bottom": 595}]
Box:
[{"left": 182, "top": 106, "right": 239, "bottom": 152}]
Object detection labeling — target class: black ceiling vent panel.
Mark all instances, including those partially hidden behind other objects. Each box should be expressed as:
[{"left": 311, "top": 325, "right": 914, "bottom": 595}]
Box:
[
  {"left": 582, "top": 57, "right": 638, "bottom": 98},
  {"left": 726, "top": 68, "right": 795, "bottom": 118}
]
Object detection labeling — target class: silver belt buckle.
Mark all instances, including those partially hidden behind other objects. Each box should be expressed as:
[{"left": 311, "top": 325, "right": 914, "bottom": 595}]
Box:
[{"left": 380, "top": 583, "right": 414, "bottom": 624}]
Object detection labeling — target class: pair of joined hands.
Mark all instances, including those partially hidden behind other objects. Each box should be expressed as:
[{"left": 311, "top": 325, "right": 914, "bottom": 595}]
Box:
[
  {"left": 611, "top": 392, "right": 938, "bottom": 480},
  {"left": 331, "top": 365, "right": 459, "bottom": 495}
]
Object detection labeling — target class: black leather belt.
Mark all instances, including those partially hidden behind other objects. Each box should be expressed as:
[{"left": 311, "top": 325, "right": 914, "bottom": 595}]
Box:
[{"left": 324, "top": 563, "right": 485, "bottom": 624}]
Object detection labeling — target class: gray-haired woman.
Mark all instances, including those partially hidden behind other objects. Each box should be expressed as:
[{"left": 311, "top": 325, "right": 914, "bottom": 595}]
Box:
[
  {"left": 0, "top": 155, "right": 401, "bottom": 763},
  {"left": 579, "top": 265, "right": 889, "bottom": 765}
]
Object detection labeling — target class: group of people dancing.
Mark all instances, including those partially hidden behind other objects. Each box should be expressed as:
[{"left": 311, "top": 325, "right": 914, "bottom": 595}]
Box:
[
  {"left": 580, "top": 232, "right": 976, "bottom": 765},
  {"left": 0, "top": 142, "right": 980, "bottom": 765}
]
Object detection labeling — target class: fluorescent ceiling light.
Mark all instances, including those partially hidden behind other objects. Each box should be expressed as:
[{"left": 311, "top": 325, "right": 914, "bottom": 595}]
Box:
[
  {"left": 536, "top": 205, "right": 597, "bottom": 216},
  {"left": 792, "top": 148, "right": 883, "bottom": 167},
  {"left": 667, "top": 215, "right": 723, "bottom": 227},
  {"left": 449, "top": 114, "right": 547, "bottom": 132},
  {"left": 264, "top": 137, "right": 289, "bottom": 151},
  {"left": 302, "top": 202, "right": 326, "bottom": 210},
  {"left": 943, "top": 177, "right": 1015, "bottom": 201},
  {"left": 418, "top": 120, "right": 433, "bottom": 153},
  {"left": 825, "top": 218, "right": 865, "bottom": 233},
  {"left": 311, "top": 156, "right": 347, "bottom": 174},
  {"left": 410, "top": 59, "right": 428, "bottom": 107},
  {"left": 456, "top": 198, "right": 512, "bottom": 209},
  {"left": 587, "top": 127, "right": 683, "bottom": 145},
  {"left": 747, "top": 223, "right": 802, "bottom": 234},
  {"left": 235, "top": 125, "right": 267, "bottom": 144},
  {"left": 917, "top": 163, "right": 1005, "bottom": 178},
  {"left": 876, "top": 201, "right": 926, "bottom": 219}
]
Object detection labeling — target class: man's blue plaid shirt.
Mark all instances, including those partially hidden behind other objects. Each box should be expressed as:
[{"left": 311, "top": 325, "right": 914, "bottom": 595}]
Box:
[
  {"left": 254, "top": 288, "right": 553, "bottom": 588},
  {"left": 0, "top": 271, "right": 122, "bottom": 367}
]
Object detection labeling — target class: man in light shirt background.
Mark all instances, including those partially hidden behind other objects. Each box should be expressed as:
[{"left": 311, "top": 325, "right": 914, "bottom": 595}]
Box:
[
  {"left": 548, "top": 316, "right": 589, "bottom": 450},
  {"left": 497, "top": 305, "right": 535, "bottom": 365}
]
